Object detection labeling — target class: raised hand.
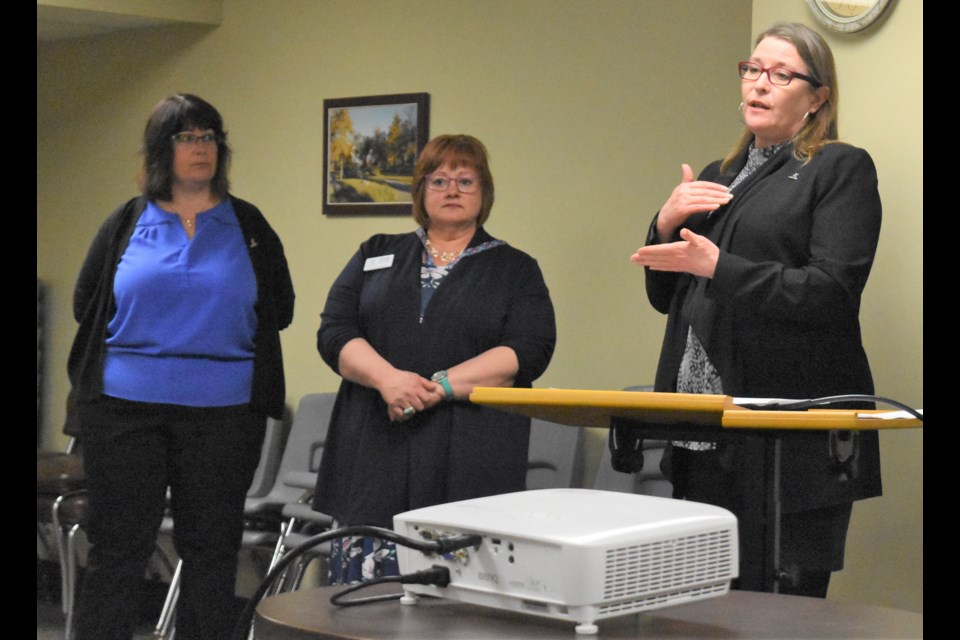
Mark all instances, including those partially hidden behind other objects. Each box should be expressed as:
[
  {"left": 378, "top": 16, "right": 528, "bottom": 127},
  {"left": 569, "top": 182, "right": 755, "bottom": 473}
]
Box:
[
  {"left": 631, "top": 227, "right": 720, "bottom": 279},
  {"left": 655, "top": 164, "right": 732, "bottom": 241}
]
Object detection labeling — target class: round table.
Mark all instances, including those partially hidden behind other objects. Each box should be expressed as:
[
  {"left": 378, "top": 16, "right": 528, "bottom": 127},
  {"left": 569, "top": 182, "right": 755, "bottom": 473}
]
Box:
[{"left": 254, "top": 584, "right": 922, "bottom": 639}]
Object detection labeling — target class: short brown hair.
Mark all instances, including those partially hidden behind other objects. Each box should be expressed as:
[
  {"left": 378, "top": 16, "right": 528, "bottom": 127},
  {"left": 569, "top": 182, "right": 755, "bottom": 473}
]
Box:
[{"left": 411, "top": 134, "right": 494, "bottom": 228}]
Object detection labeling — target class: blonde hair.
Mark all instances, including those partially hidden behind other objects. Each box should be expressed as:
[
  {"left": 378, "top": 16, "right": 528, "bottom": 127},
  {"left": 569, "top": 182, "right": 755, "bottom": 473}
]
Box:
[{"left": 722, "top": 22, "right": 838, "bottom": 173}]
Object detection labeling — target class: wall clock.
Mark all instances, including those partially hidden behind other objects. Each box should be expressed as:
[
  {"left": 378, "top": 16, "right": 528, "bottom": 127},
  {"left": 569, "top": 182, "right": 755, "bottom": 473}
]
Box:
[{"left": 806, "top": 0, "right": 895, "bottom": 33}]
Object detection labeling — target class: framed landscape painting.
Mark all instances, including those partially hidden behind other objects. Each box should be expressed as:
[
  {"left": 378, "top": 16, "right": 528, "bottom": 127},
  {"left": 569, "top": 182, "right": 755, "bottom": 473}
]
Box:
[{"left": 322, "top": 92, "right": 430, "bottom": 216}]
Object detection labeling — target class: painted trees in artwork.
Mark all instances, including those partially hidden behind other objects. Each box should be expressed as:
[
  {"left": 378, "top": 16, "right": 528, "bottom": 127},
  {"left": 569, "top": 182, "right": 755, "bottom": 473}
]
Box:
[
  {"left": 384, "top": 113, "right": 417, "bottom": 174},
  {"left": 328, "top": 108, "right": 356, "bottom": 179}
]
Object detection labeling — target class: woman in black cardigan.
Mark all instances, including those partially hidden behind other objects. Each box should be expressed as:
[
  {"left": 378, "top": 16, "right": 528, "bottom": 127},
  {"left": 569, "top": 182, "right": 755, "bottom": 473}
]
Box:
[
  {"left": 68, "top": 94, "right": 294, "bottom": 640},
  {"left": 313, "top": 134, "right": 556, "bottom": 584},
  {"left": 628, "top": 23, "right": 882, "bottom": 598}
]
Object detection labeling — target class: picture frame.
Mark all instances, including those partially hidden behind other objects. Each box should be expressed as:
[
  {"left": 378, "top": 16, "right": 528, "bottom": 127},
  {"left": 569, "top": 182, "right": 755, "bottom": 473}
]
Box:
[{"left": 322, "top": 92, "right": 430, "bottom": 216}]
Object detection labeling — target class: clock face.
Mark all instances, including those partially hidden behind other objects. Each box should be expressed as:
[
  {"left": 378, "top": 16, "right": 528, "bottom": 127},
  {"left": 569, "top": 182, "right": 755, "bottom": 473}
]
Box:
[
  {"left": 822, "top": 2, "right": 871, "bottom": 18},
  {"left": 807, "top": 0, "right": 895, "bottom": 33}
]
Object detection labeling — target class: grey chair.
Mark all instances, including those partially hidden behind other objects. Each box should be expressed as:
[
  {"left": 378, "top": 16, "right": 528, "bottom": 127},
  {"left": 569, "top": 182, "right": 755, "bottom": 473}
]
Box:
[
  {"left": 591, "top": 385, "right": 673, "bottom": 498},
  {"left": 260, "top": 484, "right": 334, "bottom": 594},
  {"left": 592, "top": 438, "right": 672, "bottom": 497},
  {"left": 42, "top": 437, "right": 177, "bottom": 640},
  {"left": 265, "top": 403, "right": 587, "bottom": 595},
  {"left": 38, "top": 445, "right": 86, "bottom": 639},
  {"left": 526, "top": 418, "right": 586, "bottom": 490},
  {"left": 257, "top": 394, "right": 339, "bottom": 594}
]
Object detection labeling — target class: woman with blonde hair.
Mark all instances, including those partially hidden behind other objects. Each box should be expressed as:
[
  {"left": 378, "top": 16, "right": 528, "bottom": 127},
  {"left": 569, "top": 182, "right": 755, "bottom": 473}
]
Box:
[{"left": 626, "top": 23, "right": 882, "bottom": 597}]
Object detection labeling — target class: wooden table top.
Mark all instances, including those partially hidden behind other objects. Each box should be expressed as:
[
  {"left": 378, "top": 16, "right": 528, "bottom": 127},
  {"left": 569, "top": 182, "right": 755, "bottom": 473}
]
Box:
[{"left": 255, "top": 584, "right": 922, "bottom": 639}]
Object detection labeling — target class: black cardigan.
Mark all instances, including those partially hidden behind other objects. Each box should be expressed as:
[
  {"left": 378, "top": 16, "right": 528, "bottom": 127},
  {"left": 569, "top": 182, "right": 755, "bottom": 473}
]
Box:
[
  {"left": 313, "top": 228, "right": 556, "bottom": 527},
  {"left": 66, "top": 195, "right": 294, "bottom": 429}
]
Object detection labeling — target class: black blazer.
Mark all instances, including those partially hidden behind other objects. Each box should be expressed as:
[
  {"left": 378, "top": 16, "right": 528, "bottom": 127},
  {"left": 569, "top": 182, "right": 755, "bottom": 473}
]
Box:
[{"left": 643, "top": 142, "right": 883, "bottom": 512}]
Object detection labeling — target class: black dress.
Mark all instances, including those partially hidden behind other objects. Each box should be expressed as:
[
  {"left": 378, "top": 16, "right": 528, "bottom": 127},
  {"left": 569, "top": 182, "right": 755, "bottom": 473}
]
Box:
[{"left": 314, "top": 227, "right": 557, "bottom": 528}]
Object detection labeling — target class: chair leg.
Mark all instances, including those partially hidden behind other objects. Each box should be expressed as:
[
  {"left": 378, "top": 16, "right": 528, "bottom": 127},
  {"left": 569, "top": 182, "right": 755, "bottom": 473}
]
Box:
[
  {"left": 64, "top": 523, "right": 82, "bottom": 640},
  {"left": 266, "top": 561, "right": 291, "bottom": 596},
  {"left": 155, "top": 559, "right": 181, "bottom": 639},
  {"left": 51, "top": 496, "right": 70, "bottom": 614},
  {"left": 289, "top": 558, "right": 309, "bottom": 592},
  {"left": 266, "top": 517, "right": 305, "bottom": 595},
  {"left": 270, "top": 560, "right": 300, "bottom": 596},
  {"left": 267, "top": 519, "right": 293, "bottom": 573}
]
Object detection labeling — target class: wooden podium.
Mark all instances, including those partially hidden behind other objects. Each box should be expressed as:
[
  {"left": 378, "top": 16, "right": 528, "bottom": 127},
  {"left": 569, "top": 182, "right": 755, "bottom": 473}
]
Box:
[{"left": 469, "top": 387, "right": 921, "bottom": 592}]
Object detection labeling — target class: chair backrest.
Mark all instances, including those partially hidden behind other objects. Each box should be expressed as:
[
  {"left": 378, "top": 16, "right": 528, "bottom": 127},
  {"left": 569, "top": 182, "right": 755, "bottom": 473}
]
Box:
[
  {"left": 526, "top": 418, "right": 585, "bottom": 490},
  {"left": 635, "top": 443, "right": 672, "bottom": 497},
  {"left": 592, "top": 439, "right": 672, "bottom": 497},
  {"left": 246, "top": 414, "right": 292, "bottom": 499},
  {"left": 591, "top": 384, "right": 673, "bottom": 498},
  {"left": 249, "top": 393, "right": 337, "bottom": 509}
]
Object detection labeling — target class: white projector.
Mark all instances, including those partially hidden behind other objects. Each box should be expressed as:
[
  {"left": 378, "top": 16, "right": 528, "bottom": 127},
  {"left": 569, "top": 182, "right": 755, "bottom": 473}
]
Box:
[{"left": 394, "top": 488, "right": 738, "bottom": 634}]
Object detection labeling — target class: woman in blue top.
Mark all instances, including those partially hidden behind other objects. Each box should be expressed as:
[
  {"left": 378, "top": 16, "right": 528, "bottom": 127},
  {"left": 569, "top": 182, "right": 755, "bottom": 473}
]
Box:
[{"left": 67, "top": 94, "right": 294, "bottom": 640}]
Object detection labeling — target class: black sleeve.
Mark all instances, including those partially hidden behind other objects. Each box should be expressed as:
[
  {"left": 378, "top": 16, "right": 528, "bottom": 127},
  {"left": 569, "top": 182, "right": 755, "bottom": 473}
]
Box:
[
  {"left": 498, "top": 254, "right": 556, "bottom": 386},
  {"left": 265, "top": 226, "right": 295, "bottom": 330},
  {"left": 317, "top": 246, "right": 367, "bottom": 375},
  {"left": 73, "top": 199, "right": 136, "bottom": 321}
]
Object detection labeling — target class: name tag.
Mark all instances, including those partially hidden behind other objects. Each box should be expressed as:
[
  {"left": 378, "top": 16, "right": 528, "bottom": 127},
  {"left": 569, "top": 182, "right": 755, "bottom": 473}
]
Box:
[{"left": 364, "top": 254, "right": 394, "bottom": 271}]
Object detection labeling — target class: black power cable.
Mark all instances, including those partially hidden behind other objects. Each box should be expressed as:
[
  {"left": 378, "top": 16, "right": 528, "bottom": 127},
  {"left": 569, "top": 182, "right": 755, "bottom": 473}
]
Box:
[
  {"left": 230, "top": 525, "right": 480, "bottom": 640},
  {"left": 328, "top": 564, "right": 452, "bottom": 607}
]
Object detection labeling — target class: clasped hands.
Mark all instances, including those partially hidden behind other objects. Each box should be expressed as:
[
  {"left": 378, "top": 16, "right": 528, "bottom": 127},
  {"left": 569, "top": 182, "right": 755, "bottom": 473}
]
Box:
[
  {"left": 631, "top": 164, "right": 727, "bottom": 279},
  {"left": 381, "top": 370, "right": 445, "bottom": 423}
]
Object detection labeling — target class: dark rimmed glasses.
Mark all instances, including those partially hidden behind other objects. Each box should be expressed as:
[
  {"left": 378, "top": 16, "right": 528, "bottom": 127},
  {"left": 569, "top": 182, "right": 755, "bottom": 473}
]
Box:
[
  {"left": 171, "top": 131, "right": 220, "bottom": 145},
  {"left": 737, "top": 61, "right": 822, "bottom": 88},
  {"left": 425, "top": 174, "right": 481, "bottom": 194}
]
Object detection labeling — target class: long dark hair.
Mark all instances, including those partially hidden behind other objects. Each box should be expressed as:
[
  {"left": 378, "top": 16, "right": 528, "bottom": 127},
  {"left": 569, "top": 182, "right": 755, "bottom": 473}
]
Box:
[{"left": 139, "top": 93, "right": 231, "bottom": 200}]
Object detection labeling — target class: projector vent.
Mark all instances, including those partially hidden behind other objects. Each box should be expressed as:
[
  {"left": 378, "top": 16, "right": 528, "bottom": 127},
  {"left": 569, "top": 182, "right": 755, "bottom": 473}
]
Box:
[
  {"left": 602, "top": 529, "right": 734, "bottom": 600},
  {"left": 598, "top": 583, "right": 729, "bottom": 615}
]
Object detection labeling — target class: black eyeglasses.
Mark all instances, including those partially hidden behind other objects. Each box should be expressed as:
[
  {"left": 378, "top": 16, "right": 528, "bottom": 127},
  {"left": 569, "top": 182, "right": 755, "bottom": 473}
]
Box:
[
  {"left": 171, "top": 131, "right": 220, "bottom": 145},
  {"left": 738, "top": 61, "right": 822, "bottom": 88}
]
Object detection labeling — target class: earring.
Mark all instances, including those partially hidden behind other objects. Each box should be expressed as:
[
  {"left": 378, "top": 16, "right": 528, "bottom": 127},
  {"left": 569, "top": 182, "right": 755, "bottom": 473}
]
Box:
[{"left": 738, "top": 102, "right": 744, "bottom": 113}]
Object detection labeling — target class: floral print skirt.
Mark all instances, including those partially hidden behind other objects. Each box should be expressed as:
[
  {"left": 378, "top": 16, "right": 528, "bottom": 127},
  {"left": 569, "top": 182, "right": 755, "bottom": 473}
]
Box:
[{"left": 328, "top": 532, "right": 399, "bottom": 585}]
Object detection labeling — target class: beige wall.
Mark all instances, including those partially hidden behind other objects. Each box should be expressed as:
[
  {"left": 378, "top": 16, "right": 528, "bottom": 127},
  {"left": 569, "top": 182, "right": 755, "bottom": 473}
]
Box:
[{"left": 37, "top": 0, "right": 921, "bottom": 614}]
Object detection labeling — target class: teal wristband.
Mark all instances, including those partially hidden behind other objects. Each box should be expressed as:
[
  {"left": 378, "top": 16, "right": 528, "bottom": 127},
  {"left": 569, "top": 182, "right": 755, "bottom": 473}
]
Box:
[
  {"left": 438, "top": 376, "right": 454, "bottom": 400},
  {"left": 431, "top": 370, "right": 454, "bottom": 400}
]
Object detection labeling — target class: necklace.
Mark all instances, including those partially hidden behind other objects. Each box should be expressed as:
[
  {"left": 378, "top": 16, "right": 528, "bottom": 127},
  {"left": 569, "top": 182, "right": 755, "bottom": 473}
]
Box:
[{"left": 425, "top": 238, "right": 463, "bottom": 263}]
